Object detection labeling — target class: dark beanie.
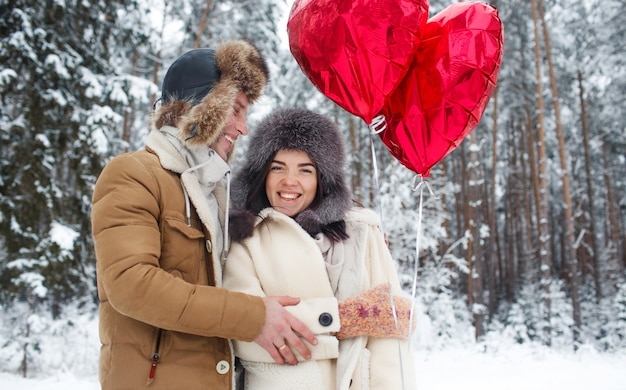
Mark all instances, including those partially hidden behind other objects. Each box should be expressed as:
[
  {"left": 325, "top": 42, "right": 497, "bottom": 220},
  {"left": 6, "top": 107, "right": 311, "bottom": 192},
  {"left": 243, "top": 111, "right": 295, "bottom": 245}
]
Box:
[{"left": 161, "top": 48, "right": 221, "bottom": 106}]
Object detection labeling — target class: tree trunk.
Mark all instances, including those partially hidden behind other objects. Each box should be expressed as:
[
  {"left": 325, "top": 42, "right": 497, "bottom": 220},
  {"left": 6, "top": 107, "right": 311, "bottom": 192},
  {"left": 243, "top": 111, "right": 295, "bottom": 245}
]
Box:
[
  {"left": 454, "top": 151, "right": 465, "bottom": 241},
  {"left": 524, "top": 108, "right": 541, "bottom": 257},
  {"left": 151, "top": 2, "right": 167, "bottom": 105},
  {"left": 602, "top": 143, "right": 625, "bottom": 277},
  {"left": 530, "top": 0, "right": 552, "bottom": 346},
  {"left": 504, "top": 124, "right": 518, "bottom": 301},
  {"left": 577, "top": 70, "right": 602, "bottom": 303},
  {"left": 438, "top": 160, "right": 454, "bottom": 263},
  {"left": 504, "top": 176, "right": 515, "bottom": 302},
  {"left": 488, "top": 88, "right": 501, "bottom": 315},
  {"left": 194, "top": 0, "right": 214, "bottom": 49},
  {"left": 348, "top": 116, "right": 362, "bottom": 203},
  {"left": 519, "top": 117, "right": 532, "bottom": 286},
  {"left": 538, "top": 0, "right": 582, "bottom": 347},
  {"left": 121, "top": 49, "right": 138, "bottom": 149},
  {"left": 465, "top": 131, "right": 485, "bottom": 339}
]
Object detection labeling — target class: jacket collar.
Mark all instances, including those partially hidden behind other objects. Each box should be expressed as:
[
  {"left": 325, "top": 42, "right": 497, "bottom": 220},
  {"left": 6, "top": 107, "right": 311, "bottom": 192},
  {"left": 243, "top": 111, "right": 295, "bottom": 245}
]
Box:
[{"left": 145, "top": 127, "right": 231, "bottom": 282}]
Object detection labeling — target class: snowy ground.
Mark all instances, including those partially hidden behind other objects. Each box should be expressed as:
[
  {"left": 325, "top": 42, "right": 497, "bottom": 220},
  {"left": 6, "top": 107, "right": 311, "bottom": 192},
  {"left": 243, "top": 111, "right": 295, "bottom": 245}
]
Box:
[
  {"left": 2, "top": 307, "right": 625, "bottom": 389},
  {"left": 1, "top": 341, "right": 625, "bottom": 389},
  {"left": 414, "top": 345, "right": 626, "bottom": 389}
]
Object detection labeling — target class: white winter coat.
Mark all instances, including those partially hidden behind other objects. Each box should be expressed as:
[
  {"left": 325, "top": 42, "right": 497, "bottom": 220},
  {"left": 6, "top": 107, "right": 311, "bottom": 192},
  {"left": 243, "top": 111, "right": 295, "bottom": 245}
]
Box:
[{"left": 222, "top": 207, "right": 416, "bottom": 390}]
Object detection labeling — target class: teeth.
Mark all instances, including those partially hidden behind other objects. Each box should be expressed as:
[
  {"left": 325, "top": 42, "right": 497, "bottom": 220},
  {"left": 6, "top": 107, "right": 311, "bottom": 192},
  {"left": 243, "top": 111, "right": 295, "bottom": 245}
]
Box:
[
  {"left": 224, "top": 135, "right": 234, "bottom": 145},
  {"left": 279, "top": 192, "right": 299, "bottom": 199}
]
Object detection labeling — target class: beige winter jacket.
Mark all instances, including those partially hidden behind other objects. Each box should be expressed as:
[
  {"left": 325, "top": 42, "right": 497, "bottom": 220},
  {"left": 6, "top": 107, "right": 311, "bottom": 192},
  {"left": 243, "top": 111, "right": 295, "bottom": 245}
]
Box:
[
  {"left": 92, "top": 129, "right": 265, "bottom": 390},
  {"left": 222, "top": 207, "right": 416, "bottom": 390}
]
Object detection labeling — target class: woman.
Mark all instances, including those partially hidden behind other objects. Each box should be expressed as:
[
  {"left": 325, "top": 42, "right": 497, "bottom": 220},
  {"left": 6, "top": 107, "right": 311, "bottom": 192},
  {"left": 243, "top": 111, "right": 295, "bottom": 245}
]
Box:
[{"left": 223, "top": 108, "right": 415, "bottom": 390}]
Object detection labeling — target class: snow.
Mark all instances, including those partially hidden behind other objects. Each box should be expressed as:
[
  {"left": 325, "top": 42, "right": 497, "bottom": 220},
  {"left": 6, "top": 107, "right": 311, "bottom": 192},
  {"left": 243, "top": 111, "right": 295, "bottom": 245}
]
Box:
[
  {"left": 1, "top": 348, "right": 624, "bottom": 389},
  {"left": 1, "top": 314, "right": 624, "bottom": 390},
  {"left": 414, "top": 345, "right": 626, "bottom": 389},
  {"left": 50, "top": 222, "right": 79, "bottom": 252},
  {"left": 0, "top": 373, "right": 99, "bottom": 389}
]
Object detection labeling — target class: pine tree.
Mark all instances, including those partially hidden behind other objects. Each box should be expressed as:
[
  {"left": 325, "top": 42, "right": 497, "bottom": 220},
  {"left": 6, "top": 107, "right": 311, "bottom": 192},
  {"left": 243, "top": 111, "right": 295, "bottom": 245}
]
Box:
[{"left": 0, "top": 0, "right": 152, "bottom": 315}]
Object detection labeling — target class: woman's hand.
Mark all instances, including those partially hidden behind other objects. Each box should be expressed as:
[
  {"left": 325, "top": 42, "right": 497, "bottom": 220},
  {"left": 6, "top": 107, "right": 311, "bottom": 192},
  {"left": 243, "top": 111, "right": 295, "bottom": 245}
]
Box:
[{"left": 336, "top": 284, "right": 412, "bottom": 340}]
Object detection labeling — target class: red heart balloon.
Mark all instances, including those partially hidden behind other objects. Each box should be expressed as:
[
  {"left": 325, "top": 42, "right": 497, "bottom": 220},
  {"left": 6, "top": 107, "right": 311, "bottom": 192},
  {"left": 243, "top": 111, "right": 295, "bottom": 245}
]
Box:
[
  {"left": 379, "top": 2, "right": 504, "bottom": 177},
  {"left": 287, "top": 0, "right": 429, "bottom": 125}
]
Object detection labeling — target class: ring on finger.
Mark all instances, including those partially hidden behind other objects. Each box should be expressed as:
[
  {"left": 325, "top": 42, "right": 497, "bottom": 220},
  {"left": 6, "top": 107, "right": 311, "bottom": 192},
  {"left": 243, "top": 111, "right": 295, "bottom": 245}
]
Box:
[{"left": 277, "top": 344, "right": 288, "bottom": 351}]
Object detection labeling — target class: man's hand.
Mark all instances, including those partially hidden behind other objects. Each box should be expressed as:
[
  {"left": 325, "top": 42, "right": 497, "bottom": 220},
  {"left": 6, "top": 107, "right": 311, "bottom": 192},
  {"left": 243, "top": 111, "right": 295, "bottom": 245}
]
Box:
[{"left": 253, "top": 296, "right": 318, "bottom": 365}]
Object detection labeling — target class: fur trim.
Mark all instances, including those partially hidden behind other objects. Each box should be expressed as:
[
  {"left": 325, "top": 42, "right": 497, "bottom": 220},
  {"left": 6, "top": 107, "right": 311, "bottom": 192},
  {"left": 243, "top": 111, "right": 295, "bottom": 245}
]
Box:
[
  {"left": 216, "top": 41, "right": 268, "bottom": 103},
  {"left": 295, "top": 209, "right": 323, "bottom": 237},
  {"left": 228, "top": 209, "right": 257, "bottom": 242},
  {"left": 152, "top": 40, "right": 269, "bottom": 147},
  {"left": 231, "top": 108, "right": 352, "bottom": 238},
  {"left": 178, "top": 79, "right": 238, "bottom": 146},
  {"left": 153, "top": 100, "right": 192, "bottom": 132}
]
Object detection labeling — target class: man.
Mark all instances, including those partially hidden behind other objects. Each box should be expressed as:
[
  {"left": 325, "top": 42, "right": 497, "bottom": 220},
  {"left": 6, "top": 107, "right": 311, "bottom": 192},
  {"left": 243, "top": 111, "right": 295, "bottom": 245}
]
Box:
[{"left": 91, "top": 40, "right": 315, "bottom": 390}]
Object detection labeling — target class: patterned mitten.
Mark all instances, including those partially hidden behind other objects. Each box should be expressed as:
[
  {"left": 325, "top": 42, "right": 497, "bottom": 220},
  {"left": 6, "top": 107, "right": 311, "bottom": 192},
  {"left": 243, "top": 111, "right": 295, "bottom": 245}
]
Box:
[{"left": 336, "top": 283, "right": 412, "bottom": 340}]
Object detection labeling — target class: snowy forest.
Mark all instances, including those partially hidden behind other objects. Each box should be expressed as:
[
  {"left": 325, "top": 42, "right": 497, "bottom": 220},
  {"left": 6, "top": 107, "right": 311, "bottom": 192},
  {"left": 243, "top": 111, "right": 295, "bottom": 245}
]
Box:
[{"left": 1, "top": 0, "right": 626, "bottom": 378}]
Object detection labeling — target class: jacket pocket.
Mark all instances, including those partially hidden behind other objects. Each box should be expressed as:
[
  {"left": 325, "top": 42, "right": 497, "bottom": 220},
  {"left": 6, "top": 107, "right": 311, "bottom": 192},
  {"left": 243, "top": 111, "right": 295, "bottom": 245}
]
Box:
[{"left": 161, "top": 211, "right": 206, "bottom": 280}]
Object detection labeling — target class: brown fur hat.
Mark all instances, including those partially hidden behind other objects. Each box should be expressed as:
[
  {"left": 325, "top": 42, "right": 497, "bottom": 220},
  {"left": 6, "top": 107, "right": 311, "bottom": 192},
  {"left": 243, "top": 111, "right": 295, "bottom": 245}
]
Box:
[{"left": 152, "top": 40, "right": 269, "bottom": 146}]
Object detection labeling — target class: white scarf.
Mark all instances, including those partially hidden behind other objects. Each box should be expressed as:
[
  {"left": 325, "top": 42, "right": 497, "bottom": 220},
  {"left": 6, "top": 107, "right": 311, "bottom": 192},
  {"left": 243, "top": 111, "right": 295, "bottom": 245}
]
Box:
[{"left": 160, "top": 127, "right": 230, "bottom": 256}]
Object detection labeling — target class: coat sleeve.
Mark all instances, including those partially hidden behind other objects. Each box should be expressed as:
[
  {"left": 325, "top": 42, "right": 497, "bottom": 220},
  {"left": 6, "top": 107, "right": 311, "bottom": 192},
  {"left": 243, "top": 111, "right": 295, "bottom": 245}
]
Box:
[
  {"left": 92, "top": 153, "right": 265, "bottom": 341},
  {"left": 363, "top": 217, "right": 417, "bottom": 389}
]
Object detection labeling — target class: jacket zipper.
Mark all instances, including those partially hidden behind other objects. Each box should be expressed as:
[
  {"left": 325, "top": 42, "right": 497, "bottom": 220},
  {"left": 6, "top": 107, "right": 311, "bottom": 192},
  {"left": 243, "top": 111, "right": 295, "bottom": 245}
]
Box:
[{"left": 146, "top": 328, "right": 163, "bottom": 385}]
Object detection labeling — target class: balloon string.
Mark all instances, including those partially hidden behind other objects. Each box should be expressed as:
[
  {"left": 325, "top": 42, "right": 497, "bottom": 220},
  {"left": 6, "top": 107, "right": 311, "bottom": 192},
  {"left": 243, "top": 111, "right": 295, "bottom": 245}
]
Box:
[
  {"left": 369, "top": 116, "right": 404, "bottom": 389},
  {"left": 408, "top": 175, "right": 438, "bottom": 349},
  {"left": 368, "top": 120, "right": 386, "bottom": 235}
]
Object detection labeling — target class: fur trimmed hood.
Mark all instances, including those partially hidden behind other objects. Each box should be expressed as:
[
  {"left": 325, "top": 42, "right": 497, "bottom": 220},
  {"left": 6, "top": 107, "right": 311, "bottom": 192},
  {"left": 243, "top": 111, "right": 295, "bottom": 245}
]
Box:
[
  {"left": 152, "top": 40, "right": 269, "bottom": 147},
  {"left": 230, "top": 108, "right": 352, "bottom": 240}
]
